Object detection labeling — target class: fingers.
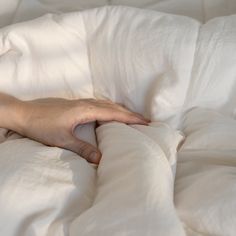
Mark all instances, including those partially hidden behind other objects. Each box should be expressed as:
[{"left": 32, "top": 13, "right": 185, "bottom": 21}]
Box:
[
  {"left": 63, "top": 136, "right": 102, "bottom": 164},
  {"left": 80, "top": 99, "right": 150, "bottom": 125},
  {"left": 93, "top": 107, "right": 149, "bottom": 125},
  {"left": 110, "top": 104, "right": 150, "bottom": 124}
]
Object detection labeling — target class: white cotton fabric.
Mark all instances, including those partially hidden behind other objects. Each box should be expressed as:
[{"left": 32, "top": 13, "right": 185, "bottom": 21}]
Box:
[
  {"left": 175, "top": 108, "right": 236, "bottom": 236},
  {"left": 0, "top": 13, "right": 93, "bottom": 100},
  {"left": 184, "top": 15, "right": 236, "bottom": 118},
  {"left": 70, "top": 122, "right": 184, "bottom": 236},
  {"left": 3, "top": 0, "right": 236, "bottom": 28},
  {"left": 0, "top": 138, "right": 96, "bottom": 236},
  {"left": 180, "top": 108, "right": 236, "bottom": 150},
  {"left": 1, "top": 5, "right": 236, "bottom": 236},
  {"left": 82, "top": 7, "right": 199, "bottom": 124},
  {"left": 2, "top": 6, "right": 236, "bottom": 125},
  {"left": 0, "top": 6, "right": 200, "bottom": 126}
]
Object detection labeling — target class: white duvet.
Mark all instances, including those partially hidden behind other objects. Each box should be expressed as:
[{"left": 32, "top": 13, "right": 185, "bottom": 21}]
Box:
[
  {"left": 176, "top": 108, "right": 236, "bottom": 236},
  {"left": 3, "top": 0, "right": 236, "bottom": 27},
  {"left": 0, "top": 5, "right": 236, "bottom": 236}
]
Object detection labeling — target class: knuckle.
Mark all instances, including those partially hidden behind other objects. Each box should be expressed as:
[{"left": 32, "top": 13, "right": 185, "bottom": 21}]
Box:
[{"left": 78, "top": 142, "right": 90, "bottom": 158}]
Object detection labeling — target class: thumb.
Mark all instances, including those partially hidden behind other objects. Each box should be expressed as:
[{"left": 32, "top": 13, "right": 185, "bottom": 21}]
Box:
[{"left": 64, "top": 136, "right": 102, "bottom": 164}]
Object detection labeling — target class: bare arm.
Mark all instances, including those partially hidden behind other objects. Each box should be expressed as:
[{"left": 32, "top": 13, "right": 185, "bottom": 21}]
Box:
[
  {"left": 0, "top": 92, "right": 26, "bottom": 133},
  {"left": 0, "top": 92, "right": 149, "bottom": 164}
]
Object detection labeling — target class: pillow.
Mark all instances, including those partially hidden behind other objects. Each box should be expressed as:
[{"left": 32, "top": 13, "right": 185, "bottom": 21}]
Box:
[
  {"left": 175, "top": 108, "right": 236, "bottom": 235},
  {"left": 183, "top": 15, "right": 236, "bottom": 118},
  {"left": 70, "top": 122, "right": 184, "bottom": 236},
  {"left": 0, "top": 6, "right": 200, "bottom": 126},
  {"left": 1, "top": 6, "right": 236, "bottom": 126},
  {"left": 82, "top": 6, "right": 200, "bottom": 123},
  {"left": 0, "top": 138, "right": 96, "bottom": 235},
  {"left": 0, "top": 12, "right": 94, "bottom": 100},
  {"left": 12, "top": 0, "right": 108, "bottom": 24}
]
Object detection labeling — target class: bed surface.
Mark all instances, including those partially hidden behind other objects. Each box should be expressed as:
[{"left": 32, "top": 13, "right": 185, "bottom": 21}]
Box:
[
  {"left": 2, "top": 0, "right": 236, "bottom": 28},
  {"left": 0, "top": 1, "right": 236, "bottom": 236}
]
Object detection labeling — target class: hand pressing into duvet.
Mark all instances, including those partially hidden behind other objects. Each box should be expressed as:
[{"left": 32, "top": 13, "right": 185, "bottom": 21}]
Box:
[{"left": 0, "top": 92, "right": 149, "bottom": 164}]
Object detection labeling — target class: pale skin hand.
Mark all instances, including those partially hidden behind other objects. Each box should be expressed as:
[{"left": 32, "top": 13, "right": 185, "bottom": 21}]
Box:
[{"left": 0, "top": 92, "right": 149, "bottom": 164}]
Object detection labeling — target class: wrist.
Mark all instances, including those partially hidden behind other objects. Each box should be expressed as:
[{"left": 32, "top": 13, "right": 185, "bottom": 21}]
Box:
[{"left": 0, "top": 93, "right": 26, "bottom": 134}]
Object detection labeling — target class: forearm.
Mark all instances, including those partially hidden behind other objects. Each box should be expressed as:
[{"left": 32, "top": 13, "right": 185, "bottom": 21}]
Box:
[{"left": 0, "top": 92, "right": 25, "bottom": 133}]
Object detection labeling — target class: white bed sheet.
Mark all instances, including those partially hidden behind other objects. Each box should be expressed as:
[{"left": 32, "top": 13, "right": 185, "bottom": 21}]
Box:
[
  {"left": 1, "top": 1, "right": 236, "bottom": 236},
  {"left": 175, "top": 108, "right": 236, "bottom": 236},
  {"left": 0, "top": 7, "right": 192, "bottom": 235},
  {"left": 2, "top": 0, "right": 236, "bottom": 28}
]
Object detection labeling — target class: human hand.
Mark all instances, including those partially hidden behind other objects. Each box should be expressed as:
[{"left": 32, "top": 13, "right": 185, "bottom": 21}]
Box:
[{"left": 13, "top": 98, "right": 149, "bottom": 164}]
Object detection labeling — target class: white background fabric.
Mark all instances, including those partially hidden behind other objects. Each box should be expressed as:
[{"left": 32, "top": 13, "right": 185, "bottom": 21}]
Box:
[
  {"left": 0, "top": 138, "right": 96, "bottom": 235},
  {"left": 2, "top": 0, "right": 236, "bottom": 28},
  {"left": 70, "top": 122, "right": 184, "bottom": 236},
  {"left": 0, "top": 1, "right": 236, "bottom": 236},
  {"left": 175, "top": 108, "right": 236, "bottom": 235},
  {"left": 0, "top": 8, "right": 190, "bottom": 235},
  {"left": 82, "top": 6, "right": 199, "bottom": 124}
]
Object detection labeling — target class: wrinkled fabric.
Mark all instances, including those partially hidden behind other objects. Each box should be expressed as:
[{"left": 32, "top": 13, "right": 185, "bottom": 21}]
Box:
[
  {"left": 0, "top": 139, "right": 96, "bottom": 235},
  {"left": 2, "top": 6, "right": 236, "bottom": 126},
  {"left": 3, "top": 0, "right": 236, "bottom": 28},
  {"left": 175, "top": 108, "right": 236, "bottom": 236},
  {"left": 70, "top": 122, "right": 184, "bottom": 236},
  {"left": 1, "top": 5, "right": 236, "bottom": 236}
]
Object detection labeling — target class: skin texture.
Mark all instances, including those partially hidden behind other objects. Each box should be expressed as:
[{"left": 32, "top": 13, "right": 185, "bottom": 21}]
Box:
[{"left": 0, "top": 93, "right": 149, "bottom": 164}]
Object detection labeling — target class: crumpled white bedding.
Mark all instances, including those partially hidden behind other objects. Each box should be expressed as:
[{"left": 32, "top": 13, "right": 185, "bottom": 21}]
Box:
[
  {"left": 0, "top": 121, "right": 184, "bottom": 236},
  {"left": 0, "top": 138, "right": 96, "bottom": 235},
  {"left": 175, "top": 108, "right": 236, "bottom": 236},
  {"left": 0, "top": 5, "right": 236, "bottom": 236},
  {"left": 2, "top": 0, "right": 236, "bottom": 28},
  {"left": 70, "top": 122, "right": 184, "bottom": 236}
]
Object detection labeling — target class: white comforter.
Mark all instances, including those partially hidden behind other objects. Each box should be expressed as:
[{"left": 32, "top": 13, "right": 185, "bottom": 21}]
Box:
[
  {"left": 2, "top": 0, "right": 236, "bottom": 27},
  {"left": 0, "top": 5, "right": 236, "bottom": 236}
]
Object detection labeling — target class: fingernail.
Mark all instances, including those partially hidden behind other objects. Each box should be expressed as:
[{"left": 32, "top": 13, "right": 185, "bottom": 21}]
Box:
[
  {"left": 136, "top": 114, "right": 150, "bottom": 123},
  {"left": 142, "top": 121, "right": 150, "bottom": 125},
  {"left": 138, "top": 117, "right": 150, "bottom": 124},
  {"left": 89, "top": 151, "right": 100, "bottom": 164}
]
